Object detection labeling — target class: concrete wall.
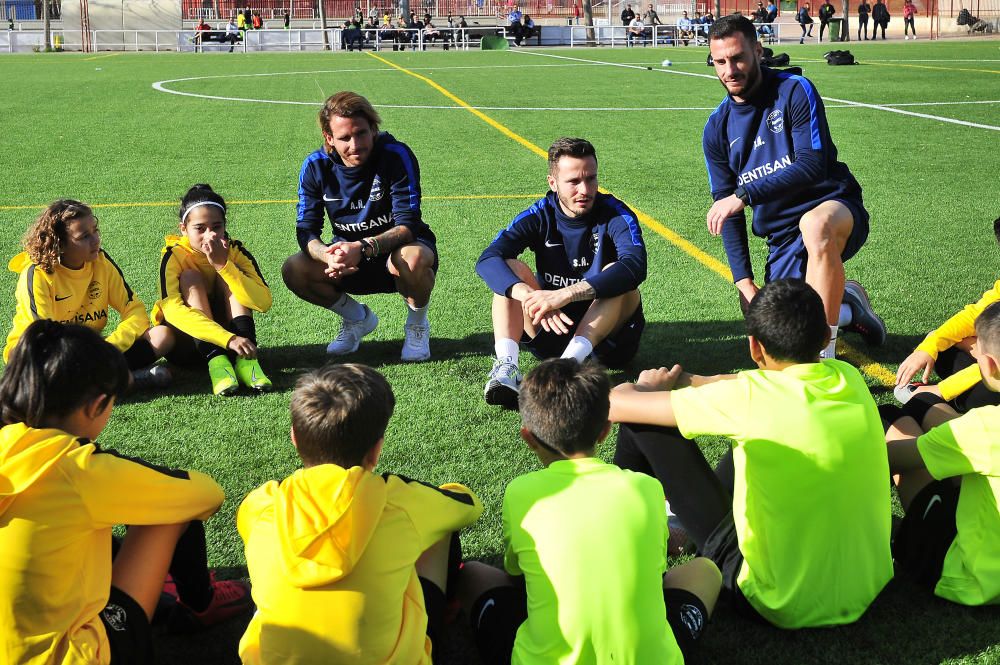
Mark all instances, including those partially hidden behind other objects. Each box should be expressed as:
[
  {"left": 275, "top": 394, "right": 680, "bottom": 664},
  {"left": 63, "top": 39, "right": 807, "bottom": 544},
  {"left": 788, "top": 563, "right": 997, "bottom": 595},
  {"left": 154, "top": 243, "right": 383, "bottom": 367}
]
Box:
[{"left": 61, "top": 0, "right": 182, "bottom": 34}]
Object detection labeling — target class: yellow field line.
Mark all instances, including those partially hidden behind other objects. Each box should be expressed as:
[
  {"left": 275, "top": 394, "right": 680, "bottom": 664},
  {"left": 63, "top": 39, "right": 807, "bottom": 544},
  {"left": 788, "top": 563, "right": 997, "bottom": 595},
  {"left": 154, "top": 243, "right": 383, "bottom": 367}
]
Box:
[
  {"left": 0, "top": 194, "right": 543, "bottom": 212},
  {"left": 82, "top": 53, "right": 122, "bottom": 62},
  {"left": 364, "top": 51, "right": 895, "bottom": 386},
  {"left": 866, "top": 61, "right": 1000, "bottom": 75}
]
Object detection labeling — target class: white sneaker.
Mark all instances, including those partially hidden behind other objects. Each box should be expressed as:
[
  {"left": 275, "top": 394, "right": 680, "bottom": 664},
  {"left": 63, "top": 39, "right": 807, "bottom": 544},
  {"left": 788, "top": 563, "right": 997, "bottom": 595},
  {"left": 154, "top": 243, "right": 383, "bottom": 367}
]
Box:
[
  {"left": 326, "top": 305, "right": 378, "bottom": 355},
  {"left": 484, "top": 356, "right": 521, "bottom": 409},
  {"left": 401, "top": 321, "right": 431, "bottom": 362}
]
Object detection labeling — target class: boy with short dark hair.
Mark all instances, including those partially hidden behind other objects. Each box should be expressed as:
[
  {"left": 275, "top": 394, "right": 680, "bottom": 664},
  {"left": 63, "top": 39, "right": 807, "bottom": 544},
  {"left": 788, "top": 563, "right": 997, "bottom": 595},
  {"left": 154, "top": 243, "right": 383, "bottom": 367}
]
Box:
[
  {"left": 880, "top": 301, "right": 1000, "bottom": 606},
  {"left": 610, "top": 279, "right": 893, "bottom": 628},
  {"left": 459, "top": 359, "right": 721, "bottom": 665},
  {"left": 237, "top": 363, "right": 482, "bottom": 664}
]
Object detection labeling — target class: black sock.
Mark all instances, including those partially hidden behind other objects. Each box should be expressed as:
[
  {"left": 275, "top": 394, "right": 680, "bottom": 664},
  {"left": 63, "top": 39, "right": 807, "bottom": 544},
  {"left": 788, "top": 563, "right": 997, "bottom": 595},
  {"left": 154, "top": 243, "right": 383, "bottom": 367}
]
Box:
[
  {"left": 227, "top": 315, "right": 256, "bottom": 345},
  {"left": 122, "top": 337, "right": 159, "bottom": 371},
  {"left": 195, "top": 338, "right": 225, "bottom": 362},
  {"left": 169, "top": 521, "right": 213, "bottom": 612}
]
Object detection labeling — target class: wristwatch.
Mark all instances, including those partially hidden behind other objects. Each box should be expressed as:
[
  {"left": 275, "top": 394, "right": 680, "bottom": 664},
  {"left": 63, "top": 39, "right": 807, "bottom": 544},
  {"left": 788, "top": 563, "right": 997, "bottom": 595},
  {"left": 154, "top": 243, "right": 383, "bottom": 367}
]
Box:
[{"left": 733, "top": 185, "right": 751, "bottom": 205}]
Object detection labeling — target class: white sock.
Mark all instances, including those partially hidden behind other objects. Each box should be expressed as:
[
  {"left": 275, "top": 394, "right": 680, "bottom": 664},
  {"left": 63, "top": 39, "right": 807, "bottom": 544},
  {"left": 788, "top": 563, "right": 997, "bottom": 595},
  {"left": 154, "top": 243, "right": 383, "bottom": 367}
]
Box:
[
  {"left": 837, "top": 303, "right": 853, "bottom": 327},
  {"left": 822, "top": 325, "right": 838, "bottom": 359},
  {"left": 561, "top": 336, "right": 594, "bottom": 363},
  {"left": 330, "top": 293, "right": 366, "bottom": 321},
  {"left": 495, "top": 338, "right": 519, "bottom": 363},
  {"left": 406, "top": 300, "right": 429, "bottom": 326}
]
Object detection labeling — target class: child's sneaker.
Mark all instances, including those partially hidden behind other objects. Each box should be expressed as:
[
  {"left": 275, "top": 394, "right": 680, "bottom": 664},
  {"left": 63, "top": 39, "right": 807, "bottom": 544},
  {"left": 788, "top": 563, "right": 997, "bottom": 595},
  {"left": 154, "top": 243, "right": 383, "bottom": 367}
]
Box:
[
  {"left": 894, "top": 382, "right": 928, "bottom": 405},
  {"left": 131, "top": 364, "right": 172, "bottom": 391},
  {"left": 167, "top": 579, "right": 253, "bottom": 633},
  {"left": 208, "top": 355, "right": 239, "bottom": 396},
  {"left": 235, "top": 357, "right": 273, "bottom": 392}
]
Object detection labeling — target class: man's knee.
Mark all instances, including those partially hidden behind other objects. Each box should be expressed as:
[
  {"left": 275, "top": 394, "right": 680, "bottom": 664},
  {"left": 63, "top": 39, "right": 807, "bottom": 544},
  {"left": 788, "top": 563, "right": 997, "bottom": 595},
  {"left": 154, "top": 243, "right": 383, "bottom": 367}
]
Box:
[
  {"left": 799, "top": 205, "right": 853, "bottom": 255},
  {"left": 282, "top": 252, "right": 314, "bottom": 290},
  {"left": 391, "top": 243, "right": 435, "bottom": 275}
]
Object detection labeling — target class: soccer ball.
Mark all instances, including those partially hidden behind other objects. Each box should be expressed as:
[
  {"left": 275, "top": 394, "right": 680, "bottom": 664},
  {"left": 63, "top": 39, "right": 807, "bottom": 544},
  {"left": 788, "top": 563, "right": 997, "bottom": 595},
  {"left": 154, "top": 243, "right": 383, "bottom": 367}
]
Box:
[{"left": 661, "top": 59, "right": 673, "bottom": 66}]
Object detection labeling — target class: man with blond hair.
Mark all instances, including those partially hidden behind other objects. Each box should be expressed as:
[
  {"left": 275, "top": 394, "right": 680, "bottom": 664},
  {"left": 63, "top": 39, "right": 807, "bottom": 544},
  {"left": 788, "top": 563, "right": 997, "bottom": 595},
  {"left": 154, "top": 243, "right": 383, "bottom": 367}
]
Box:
[{"left": 283, "top": 91, "right": 437, "bottom": 361}]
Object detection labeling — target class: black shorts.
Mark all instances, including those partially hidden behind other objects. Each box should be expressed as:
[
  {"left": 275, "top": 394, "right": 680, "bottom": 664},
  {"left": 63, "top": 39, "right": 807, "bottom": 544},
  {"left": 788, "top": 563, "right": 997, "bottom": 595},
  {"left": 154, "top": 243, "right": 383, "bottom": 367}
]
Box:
[
  {"left": 699, "top": 512, "right": 767, "bottom": 623},
  {"left": 100, "top": 586, "right": 154, "bottom": 665},
  {"left": 893, "top": 479, "right": 960, "bottom": 590},
  {"left": 163, "top": 323, "right": 216, "bottom": 367},
  {"left": 336, "top": 238, "right": 438, "bottom": 296},
  {"left": 522, "top": 299, "right": 645, "bottom": 368},
  {"left": 469, "top": 580, "right": 528, "bottom": 665}
]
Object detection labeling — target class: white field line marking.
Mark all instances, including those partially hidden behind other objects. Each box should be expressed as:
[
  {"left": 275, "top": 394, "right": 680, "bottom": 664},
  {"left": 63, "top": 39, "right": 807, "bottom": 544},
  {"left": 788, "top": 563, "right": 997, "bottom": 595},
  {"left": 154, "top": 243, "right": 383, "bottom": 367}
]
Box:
[{"left": 515, "top": 50, "right": 1000, "bottom": 131}]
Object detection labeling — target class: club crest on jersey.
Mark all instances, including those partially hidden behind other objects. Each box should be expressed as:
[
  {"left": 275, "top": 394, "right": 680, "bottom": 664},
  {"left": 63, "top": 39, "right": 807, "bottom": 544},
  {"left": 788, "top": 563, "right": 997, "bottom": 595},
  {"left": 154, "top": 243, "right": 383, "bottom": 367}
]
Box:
[
  {"left": 369, "top": 176, "right": 383, "bottom": 202},
  {"left": 87, "top": 280, "right": 102, "bottom": 301},
  {"left": 766, "top": 110, "right": 784, "bottom": 134},
  {"left": 590, "top": 231, "right": 601, "bottom": 256}
]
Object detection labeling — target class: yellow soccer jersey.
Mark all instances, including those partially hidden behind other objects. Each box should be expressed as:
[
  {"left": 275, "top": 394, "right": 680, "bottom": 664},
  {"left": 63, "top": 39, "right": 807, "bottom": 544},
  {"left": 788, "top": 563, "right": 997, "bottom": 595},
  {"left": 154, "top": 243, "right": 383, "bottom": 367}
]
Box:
[
  {"left": 918, "top": 405, "right": 1000, "bottom": 606},
  {"left": 4, "top": 250, "right": 149, "bottom": 363},
  {"left": 237, "top": 465, "right": 482, "bottom": 665},
  {"left": 150, "top": 235, "right": 271, "bottom": 349},
  {"left": 0, "top": 423, "right": 224, "bottom": 665},
  {"left": 916, "top": 279, "right": 1000, "bottom": 401}
]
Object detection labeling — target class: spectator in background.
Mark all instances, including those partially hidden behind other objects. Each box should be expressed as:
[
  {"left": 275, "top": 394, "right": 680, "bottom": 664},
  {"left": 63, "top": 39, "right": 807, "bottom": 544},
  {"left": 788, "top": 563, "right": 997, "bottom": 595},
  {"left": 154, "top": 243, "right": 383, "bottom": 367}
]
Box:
[
  {"left": 858, "top": 0, "right": 871, "bottom": 38},
  {"left": 678, "top": 10, "right": 694, "bottom": 44},
  {"left": 574, "top": 1, "right": 581, "bottom": 23},
  {"left": 251, "top": 11, "right": 262, "bottom": 30},
  {"left": 422, "top": 16, "right": 442, "bottom": 48},
  {"left": 872, "top": 0, "right": 890, "bottom": 38},
  {"left": 243, "top": 8, "right": 252, "bottom": 32},
  {"left": 818, "top": 0, "right": 836, "bottom": 41},
  {"left": 522, "top": 14, "right": 536, "bottom": 42},
  {"left": 903, "top": 0, "right": 917, "bottom": 38},
  {"left": 797, "top": 2, "right": 814, "bottom": 42},
  {"left": 508, "top": 4, "right": 524, "bottom": 44},
  {"left": 237, "top": 9, "right": 247, "bottom": 34},
  {"left": 644, "top": 3, "right": 662, "bottom": 26},
  {"left": 194, "top": 17, "right": 210, "bottom": 50},
  {"left": 766, "top": 2, "right": 777, "bottom": 21},
  {"left": 284, "top": 11, "right": 290, "bottom": 29},
  {"left": 627, "top": 13, "right": 647, "bottom": 45},
  {"left": 226, "top": 15, "right": 240, "bottom": 51},
  {"left": 622, "top": 3, "right": 636, "bottom": 25}
]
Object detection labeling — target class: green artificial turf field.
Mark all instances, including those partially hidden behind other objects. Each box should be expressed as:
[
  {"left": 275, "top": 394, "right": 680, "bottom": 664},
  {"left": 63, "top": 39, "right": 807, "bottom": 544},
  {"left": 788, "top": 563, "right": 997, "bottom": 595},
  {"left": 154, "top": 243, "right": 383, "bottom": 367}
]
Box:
[{"left": 2, "top": 39, "right": 1000, "bottom": 664}]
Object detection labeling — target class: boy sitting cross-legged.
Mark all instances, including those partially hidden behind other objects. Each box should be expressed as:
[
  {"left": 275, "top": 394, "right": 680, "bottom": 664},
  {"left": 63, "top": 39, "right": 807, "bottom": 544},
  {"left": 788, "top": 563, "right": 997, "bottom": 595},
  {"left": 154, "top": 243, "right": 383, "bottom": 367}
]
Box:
[
  {"left": 609, "top": 279, "right": 893, "bottom": 629},
  {"left": 459, "top": 358, "right": 722, "bottom": 665},
  {"left": 879, "top": 300, "right": 1000, "bottom": 607},
  {"left": 237, "top": 363, "right": 483, "bottom": 664}
]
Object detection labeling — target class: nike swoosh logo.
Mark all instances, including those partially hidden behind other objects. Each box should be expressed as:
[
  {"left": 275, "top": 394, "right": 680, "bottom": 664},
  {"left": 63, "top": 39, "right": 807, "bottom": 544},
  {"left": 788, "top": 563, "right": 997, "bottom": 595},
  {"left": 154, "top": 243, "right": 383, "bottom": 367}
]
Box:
[
  {"left": 729, "top": 137, "right": 742, "bottom": 148},
  {"left": 922, "top": 494, "right": 943, "bottom": 520},
  {"left": 251, "top": 366, "right": 258, "bottom": 383},
  {"left": 55, "top": 295, "right": 71, "bottom": 301},
  {"left": 477, "top": 598, "right": 496, "bottom": 627},
  {"left": 323, "top": 195, "right": 341, "bottom": 202},
  {"left": 544, "top": 240, "right": 562, "bottom": 247}
]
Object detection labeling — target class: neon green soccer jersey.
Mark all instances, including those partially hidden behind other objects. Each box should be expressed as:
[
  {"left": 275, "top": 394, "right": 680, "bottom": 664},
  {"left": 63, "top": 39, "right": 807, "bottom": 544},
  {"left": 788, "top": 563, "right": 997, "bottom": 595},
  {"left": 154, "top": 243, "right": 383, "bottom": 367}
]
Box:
[
  {"left": 502, "top": 457, "right": 682, "bottom": 665},
  {"left": 918, "top": 404, "right": 1000, "bottom": 605},
  {"left": 671, "top": 359, "right": 893, "bottom": 628}
]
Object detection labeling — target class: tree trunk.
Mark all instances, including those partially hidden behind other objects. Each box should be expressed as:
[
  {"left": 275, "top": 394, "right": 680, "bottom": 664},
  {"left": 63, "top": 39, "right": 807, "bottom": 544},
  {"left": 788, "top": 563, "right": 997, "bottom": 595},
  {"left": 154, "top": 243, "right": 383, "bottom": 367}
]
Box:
[
  {"left": 715, "top": 0, "right": 721, "bottom": 19},
  {"left": 583, "top": 0, "right": 595, "bottom": 44},
  {"left": 42, "top": 0, "right": 50, "bottom": 50},
  {"left": 840, "top": 0, "right": 851, "bottom": 39},
  {"left": 317, "top": 0, "right": 330, "bottom": 49}
]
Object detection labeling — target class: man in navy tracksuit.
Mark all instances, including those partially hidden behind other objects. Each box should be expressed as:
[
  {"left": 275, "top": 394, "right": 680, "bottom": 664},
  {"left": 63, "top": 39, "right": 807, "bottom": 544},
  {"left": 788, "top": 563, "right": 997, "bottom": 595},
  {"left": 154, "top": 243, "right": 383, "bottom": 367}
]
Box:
[
  {"left": 283, "top": 91, "right": 437, "bottom": 361},
  {"left": 702, "top": 15, "right": 884, "bottom": 359},
  {"left": 476, "top": 138, "right": 647, "bottom": 408}
]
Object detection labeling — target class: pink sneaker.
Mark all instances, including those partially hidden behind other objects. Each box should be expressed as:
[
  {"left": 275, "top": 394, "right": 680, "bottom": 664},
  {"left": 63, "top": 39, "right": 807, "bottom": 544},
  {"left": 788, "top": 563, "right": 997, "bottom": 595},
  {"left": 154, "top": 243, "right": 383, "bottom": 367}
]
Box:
[{"left": 167, "top": 579, "right": 252, "bottom": 633}]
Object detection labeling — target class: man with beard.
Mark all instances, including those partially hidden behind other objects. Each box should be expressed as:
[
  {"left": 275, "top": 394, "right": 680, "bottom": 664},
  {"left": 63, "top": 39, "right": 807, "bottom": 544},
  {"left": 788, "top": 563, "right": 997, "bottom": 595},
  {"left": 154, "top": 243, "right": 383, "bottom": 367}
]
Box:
[
  {"left": 702, "top": 14, "right": 884, "bottom": 360},
  {"left": 476, "top": 138, "right": 647, "bottom": 408}
]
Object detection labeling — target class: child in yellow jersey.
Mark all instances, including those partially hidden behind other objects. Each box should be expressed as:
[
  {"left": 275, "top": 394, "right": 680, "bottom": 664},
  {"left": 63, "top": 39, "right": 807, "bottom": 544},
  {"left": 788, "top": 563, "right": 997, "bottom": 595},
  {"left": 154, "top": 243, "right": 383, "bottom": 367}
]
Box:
[
  {"left": 0, "top": 321, "right": 251, "bottom": 665},
  {"left": 151, "top": 184, "right": 273, "bottom": 395},
  {"left": 4, "top": 199, "right": 173, "bottom": 389},
  {"left": 237, "top": 363, "right": 483, "bottom": 665},
  {"left": 895, "top": 216, "right": 1000, "bottom": 412},
  {"left": 880, "top": 300, "right": 1000, "bottom": 606}
]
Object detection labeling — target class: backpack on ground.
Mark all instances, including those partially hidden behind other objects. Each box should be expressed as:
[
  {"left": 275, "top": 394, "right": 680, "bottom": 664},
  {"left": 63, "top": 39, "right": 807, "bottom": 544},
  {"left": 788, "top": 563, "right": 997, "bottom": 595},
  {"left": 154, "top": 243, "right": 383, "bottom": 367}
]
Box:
[
  {"left": 762, "top": 52, "right": 790, "bottom": 66},
  {"left": 824, "top": 49, "right": 856, "bottom": 65}
]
